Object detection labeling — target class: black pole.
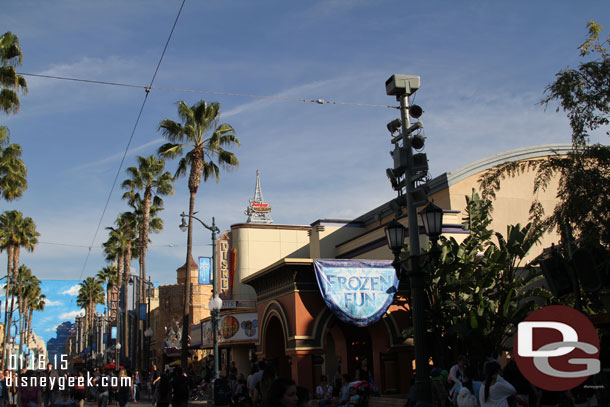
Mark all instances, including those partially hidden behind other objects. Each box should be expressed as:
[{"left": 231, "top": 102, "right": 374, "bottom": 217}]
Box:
[{"left": 399, "top": 92, "right": 432, "bottom": 407}]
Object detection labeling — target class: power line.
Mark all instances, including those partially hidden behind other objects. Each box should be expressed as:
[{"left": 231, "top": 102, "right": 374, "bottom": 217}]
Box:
[
  {"left": 18, "top": 72, "right": 398, "bottom": 109},
  {"left": 75, "top": 0, "right": 187, "bottom": 284}
]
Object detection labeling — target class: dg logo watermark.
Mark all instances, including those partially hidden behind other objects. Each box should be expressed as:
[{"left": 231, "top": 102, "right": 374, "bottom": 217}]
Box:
[{"left": 514, "top": 305, "right": 600, "bottom": 391}]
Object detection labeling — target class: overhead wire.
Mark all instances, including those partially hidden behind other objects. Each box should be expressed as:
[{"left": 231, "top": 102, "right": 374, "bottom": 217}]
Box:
[
  {"left": 18, "top": 72, "right": 398, "bottom": 110},
  {"left": 74, "top": 0, "right": 187, "bottom": 284}
]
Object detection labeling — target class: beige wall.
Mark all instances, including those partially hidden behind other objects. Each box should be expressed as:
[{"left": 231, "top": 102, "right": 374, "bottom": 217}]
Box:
[
  {"left": 310, "top": 222, "right": 365, "bottom": 258},
  {"left": 232, "top": 224, "right": 310, "bottom": 301},
  {"left": 440, "top": 162, "right": 561, "bottom": 262}
]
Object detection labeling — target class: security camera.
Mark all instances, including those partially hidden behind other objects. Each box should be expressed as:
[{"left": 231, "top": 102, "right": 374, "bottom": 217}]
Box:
[{"left": 385, "top": 74, "right": 421, "bottom": 97}]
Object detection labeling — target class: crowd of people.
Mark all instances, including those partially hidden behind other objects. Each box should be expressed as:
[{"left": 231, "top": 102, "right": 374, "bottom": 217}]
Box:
[
  {"left": 0, "top": 356, "right": 603, "bottom": 407},
  {"left": 0, "top": 362, "right": 155, "bottom": 407},
  {"left": 424, "top": 355, "right": 602, "bottom": 407}
]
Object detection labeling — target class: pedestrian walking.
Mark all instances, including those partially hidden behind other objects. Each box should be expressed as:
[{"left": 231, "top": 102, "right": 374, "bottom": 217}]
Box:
[
  {"left": 117, "top": 369, "right": 132, "bottom": 407},
  {"left": 479, "top": 361, "right": 515, "bottom": 407}
]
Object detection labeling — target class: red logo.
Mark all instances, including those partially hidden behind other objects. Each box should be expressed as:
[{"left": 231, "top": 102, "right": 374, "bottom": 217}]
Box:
[{"left": 513, "top": 305, "right": 600, "bottom": 391}]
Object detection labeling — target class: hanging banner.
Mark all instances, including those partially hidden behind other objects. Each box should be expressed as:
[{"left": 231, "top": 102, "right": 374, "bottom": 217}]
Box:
[
  {"left": 198, "top": 257, "right": 212, "bottom": 285},
  {"left": 139, "top": 303, "right": 147, "bottom": 321},
  {"left": 313, "top": 259, "right": 398, "bottom": 327}
]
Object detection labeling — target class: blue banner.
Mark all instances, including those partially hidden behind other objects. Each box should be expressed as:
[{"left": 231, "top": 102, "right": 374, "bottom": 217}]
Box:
[
  {"left": 313, "top": 259, "right": 398, "bottom": 327},
  {"left": 198, "top": 257, "right": 212, "bottom": 285},
  {"left": 139, "top": 303, "right": 147, "bottom": 321},
  {"left": 111, "top": 326, "right": 117, "bottom": 340}
]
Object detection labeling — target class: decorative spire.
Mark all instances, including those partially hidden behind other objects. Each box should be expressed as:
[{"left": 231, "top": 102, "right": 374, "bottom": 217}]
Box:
[{"left": 245, "top": 169, "right": 273, "bottom": 224}]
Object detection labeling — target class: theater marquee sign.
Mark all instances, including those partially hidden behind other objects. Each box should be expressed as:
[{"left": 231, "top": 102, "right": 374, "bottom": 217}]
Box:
[{"left": 313, "top": 259, "right": 398, "bottom": 327}]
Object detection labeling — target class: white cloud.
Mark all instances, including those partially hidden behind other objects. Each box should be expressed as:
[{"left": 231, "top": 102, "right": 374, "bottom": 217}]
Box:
[
  {"left": 59, "top": 310, "right": 84, "bottom": 320},
  {"left": 44, "top": 299, "right": 63, "bottom": 307},
  {"left": 70, "top": 137, "right": 164, "bottom": 172},
  {"left": 62, "top": 285, "right": 80, "bottom": 296}
]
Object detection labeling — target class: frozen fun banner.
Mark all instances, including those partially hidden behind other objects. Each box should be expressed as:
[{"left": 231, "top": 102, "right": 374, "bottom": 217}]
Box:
[{"left": 313, "top": 259, "right": 398, "bottom": 327}]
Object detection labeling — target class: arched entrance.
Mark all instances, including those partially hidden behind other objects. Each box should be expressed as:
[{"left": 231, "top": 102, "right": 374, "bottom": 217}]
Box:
[
  {"left": 264, "top": 316, "right": 291, "bottom": 378},
  {"left": 324, "top": 317, "right": 373, "bottom": 381}
]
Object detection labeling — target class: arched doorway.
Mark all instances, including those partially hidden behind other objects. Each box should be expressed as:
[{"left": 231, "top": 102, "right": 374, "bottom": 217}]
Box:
[
  {"left": 264, "top": 316, "right": 291, "bottom": 378},
  {"left": 325, "top": 317, "right": 373, "bottom": 381}
]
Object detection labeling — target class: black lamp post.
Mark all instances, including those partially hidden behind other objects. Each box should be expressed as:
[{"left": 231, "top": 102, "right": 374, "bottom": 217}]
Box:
[
  {"left": 384, "top": 202, "right": 443, "bottom": 407},
  {"left": 179, "top": 212, "right": 220, "bottom": 379}
]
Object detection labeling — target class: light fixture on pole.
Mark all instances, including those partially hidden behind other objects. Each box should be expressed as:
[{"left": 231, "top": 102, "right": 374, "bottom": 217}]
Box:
[
  {"left": 385, "top": 73, "right": 435, "bottom": 407},
  {"left": 385, "top": 219, "right": 406, "bottom": 277},
  {"left": 419, "top": 201, "right": 443, "bottom": 241}
]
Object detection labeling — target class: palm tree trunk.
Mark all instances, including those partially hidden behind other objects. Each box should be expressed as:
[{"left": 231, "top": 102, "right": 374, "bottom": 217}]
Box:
[
  {"left": 1, "top": 245, "right": 14, "bottom": 369},
  {"left": 181, "top": 188, "right": 196, "bottom": 369},
  {"left": 5, "top": 247, "right": 18, "bottom": 366},
  {"left": 124, "top": 245, "right": 131, "bottom": 364},
  {"left": 26, "top": 308, "right": 33, "bottom": 354}
]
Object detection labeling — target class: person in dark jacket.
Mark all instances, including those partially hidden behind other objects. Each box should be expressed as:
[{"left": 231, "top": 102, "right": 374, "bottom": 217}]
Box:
[
  {"left": 171, "top": 366, "right": 190, "bottom": 407},
  {"left": 0, "top": 370, "right": 9, "bottom": 407}
]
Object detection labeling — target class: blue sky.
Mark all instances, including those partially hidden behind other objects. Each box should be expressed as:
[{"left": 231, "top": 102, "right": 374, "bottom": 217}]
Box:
[{"left": 1, "top": 1, "right": 609, "bottom": 305}]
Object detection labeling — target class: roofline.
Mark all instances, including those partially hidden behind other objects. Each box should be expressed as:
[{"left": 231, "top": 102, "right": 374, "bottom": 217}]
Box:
[
  {"left": 354, "top": 143, "right": 573, "bottom": 226},
  {"left": 242, "top": 258, "right": 313, "bottom": 284}
]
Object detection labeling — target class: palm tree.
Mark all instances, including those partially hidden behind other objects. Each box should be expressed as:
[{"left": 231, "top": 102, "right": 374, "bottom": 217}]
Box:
[
  {"left": 0, "top": 31, "right": 28, "bottom": 115},
  {"left": 12, "top": 264, "right": 34, "bottom": 358},
  {"left": 157, "top": 99, "right": 239, "bottom": 368},
  {"left": 105, "top": 211, "right": 138, "bottom": 362},
  {"left": 0, "top": 130, "right": 27, "bottom": 201},
  {"left": 76, "top": 277, "right": 104, "bottom": 351},
  {"left": 121, "top": 155, "right": 173, "bottom": 303},
  {"left": 24, "top": 280, "right": 44, "bottom": 356},
  {"left": 96, "top": 265, "right": 118, "bottom": 313},
  {"left": 0, "top": 210, "right": 38, "bottom": 368}
]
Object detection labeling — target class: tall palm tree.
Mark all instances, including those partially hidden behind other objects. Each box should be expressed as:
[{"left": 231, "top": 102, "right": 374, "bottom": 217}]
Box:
[
  {"left": 121, "top": 155, "right": 174, "bottom": 303},
  {"left": 76, "top": 277, "right": 104, "bottom": 351},
  {"left": 24, "top": 279, "right": 44, "bottom": 355},
  {"left": 0, "top": 31, "right": 27, "bottom": 115},
  {"left": 105, "top": 211, "right": 138, "bottom": 362},
  {"left": 158, "top": 99, "right": 239, "bottom": 368},
  {"left": 0, "top": 131, "right": 27, "bottom": 201},
  {"left": 0, "top": 210, "right": 38, "bottom": 367},
  {"left": 12, "top": 264, "right": 35, "bottom": 358}
]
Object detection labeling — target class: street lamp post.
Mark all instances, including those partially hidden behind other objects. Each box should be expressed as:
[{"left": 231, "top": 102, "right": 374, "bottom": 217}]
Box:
[
  {"left": 179, "top": 212, "right": 221, "bottom": 377},
  {"left": 209, "top": 295, "right": 223, "bottom": 380},
  {"left": 384, "top": 74, "right": 442, "bottom": 407}
]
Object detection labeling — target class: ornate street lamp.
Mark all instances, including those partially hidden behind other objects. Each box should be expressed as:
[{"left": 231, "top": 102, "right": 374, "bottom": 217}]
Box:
[
  {"left": 419, "top": 201, "right": 443, "bottom": 242},
  {"left": 179, "top": 212, "right": 220, "bottom": 374},
  {"left": 385, "top": 219, "right": 406, "bottom": 277}
]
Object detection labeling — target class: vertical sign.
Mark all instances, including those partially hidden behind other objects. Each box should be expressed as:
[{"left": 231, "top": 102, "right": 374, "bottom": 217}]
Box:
[
  {"left": 109, "top": 286, "right": 119, "bottom": 324},
  {"left": 198, "top": 257, "right": 212, "bottom": 285},
  {"left": 139, "top": 303, "right": 147, "bottom": 321},
  {"left": 217, "top": 231, "right": 231, "bottom": 299},
  {"left": 111, "top": 326, "right": 117, "bottom": 340}
]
